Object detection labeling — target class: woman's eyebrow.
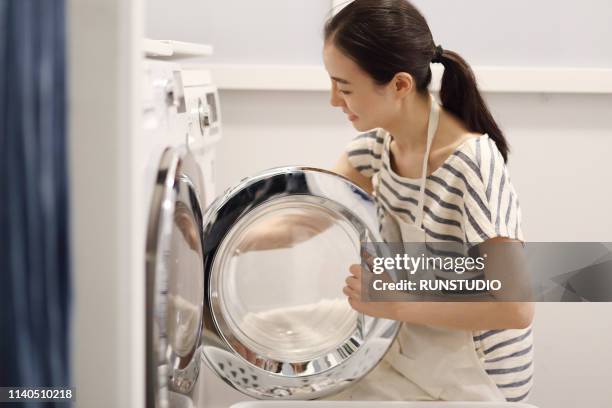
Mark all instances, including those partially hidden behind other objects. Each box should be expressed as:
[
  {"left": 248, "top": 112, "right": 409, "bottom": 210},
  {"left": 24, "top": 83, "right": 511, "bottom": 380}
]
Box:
[{"left": 331, "top": 76, "right": 351, "bottom": 85}]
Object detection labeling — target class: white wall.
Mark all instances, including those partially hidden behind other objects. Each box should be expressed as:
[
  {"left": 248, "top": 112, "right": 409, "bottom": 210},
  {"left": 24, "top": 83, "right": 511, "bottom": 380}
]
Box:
[
  {"left": 209, "top": 89, "right": 612, "bottom": 408},
  {"left": 146, "top": 0, "right": 330, "bottom": 65},
  {"left": 146, "top": 0, "right": 612, "bottom": 67}
]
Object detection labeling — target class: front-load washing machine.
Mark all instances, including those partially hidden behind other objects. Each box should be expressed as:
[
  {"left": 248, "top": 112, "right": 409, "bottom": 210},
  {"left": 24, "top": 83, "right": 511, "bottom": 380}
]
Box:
[
  {"left": 143, "top": 44, "right": 399, "bottom": 408},
  {"left": 147, "top": 164, "right": 401, "bottom": 408},
  {"left": 146, "top": 167, "right": 400, "bottom": 407}
]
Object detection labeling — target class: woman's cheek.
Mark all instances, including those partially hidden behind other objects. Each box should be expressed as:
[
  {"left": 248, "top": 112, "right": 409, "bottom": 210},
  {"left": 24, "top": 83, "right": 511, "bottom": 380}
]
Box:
[{"left": 345, "top": 99, "right": 359, "bottom": 115}]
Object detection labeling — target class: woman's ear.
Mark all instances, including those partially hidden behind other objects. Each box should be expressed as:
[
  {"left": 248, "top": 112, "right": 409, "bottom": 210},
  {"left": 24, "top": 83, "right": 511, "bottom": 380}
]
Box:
[{"left": 392, "top": 72, "right": 414, "bottom": 98}]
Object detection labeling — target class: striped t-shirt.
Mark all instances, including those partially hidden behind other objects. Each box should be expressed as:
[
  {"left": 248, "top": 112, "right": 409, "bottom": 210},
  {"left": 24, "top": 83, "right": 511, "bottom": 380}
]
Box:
[{"left": 346, "top": 129, "right": 533, "bottom": 402}]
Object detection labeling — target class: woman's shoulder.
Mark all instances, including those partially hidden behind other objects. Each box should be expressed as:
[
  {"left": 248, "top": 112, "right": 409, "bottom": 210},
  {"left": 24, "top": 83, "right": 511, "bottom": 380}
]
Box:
[
  {"left": 345, "top": 129, "right": 387, "bottom": 177},
  {"left": 453, "top": 133, "right": 508, "bottom": 182},
  {"left": 456, "top": 134, "right": 525, "bottom": 243},
  {"left": 348, "top": 128, "right": 386, "bottom": 155}
]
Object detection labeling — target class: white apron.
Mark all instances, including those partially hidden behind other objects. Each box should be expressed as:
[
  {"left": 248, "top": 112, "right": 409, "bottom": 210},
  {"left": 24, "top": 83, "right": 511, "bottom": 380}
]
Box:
[{"left": 326, "top": 95, "right": 506, "bottom": 402}]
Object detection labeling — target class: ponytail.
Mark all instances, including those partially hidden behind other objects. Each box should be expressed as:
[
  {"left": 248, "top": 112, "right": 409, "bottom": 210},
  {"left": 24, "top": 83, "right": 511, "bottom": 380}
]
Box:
[{"left": 436, "top": 49, "right": 510, "bottom": 162}]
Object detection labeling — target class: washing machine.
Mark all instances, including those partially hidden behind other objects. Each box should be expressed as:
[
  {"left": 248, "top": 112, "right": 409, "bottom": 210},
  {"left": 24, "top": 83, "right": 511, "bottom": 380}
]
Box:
[
  {"left": 146, "top": 165, "right": 400, "bottom": 408},
  {"left": 142, "top": 43, "right": 399, "bottom": 408}
]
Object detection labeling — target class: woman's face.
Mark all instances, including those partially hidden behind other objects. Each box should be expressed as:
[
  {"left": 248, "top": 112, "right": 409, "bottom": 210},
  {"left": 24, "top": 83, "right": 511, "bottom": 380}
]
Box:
[{"left": 323, "top": 41, "right": 398, "bottom": 132}]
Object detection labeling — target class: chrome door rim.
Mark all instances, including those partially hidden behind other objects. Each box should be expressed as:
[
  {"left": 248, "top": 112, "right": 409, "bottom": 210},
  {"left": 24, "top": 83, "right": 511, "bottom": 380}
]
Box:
[
  {"left": 146, "top": 147, "right": 206, "bottom": 406},
  {"left": 200, "top": 166, "right": 400, "bottom": 399},
  {"left": 210, "top": 194, "right": 367, "bottom": 375}
]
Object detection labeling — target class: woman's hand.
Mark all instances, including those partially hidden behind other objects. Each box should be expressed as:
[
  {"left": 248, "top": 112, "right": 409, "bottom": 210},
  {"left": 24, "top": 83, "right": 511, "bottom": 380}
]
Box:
[{"left": 342, "top": 264, "right": 400, "bottom": 320}]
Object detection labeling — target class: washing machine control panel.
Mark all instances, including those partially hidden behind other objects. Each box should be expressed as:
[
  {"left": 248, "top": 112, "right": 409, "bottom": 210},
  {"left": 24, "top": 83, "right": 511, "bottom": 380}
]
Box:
[
  {"left": 186, "top": 84, "right": 221, "bottom": 150},
  {"left": 179, "top": 68, "right": 221, "bottom": 149}
]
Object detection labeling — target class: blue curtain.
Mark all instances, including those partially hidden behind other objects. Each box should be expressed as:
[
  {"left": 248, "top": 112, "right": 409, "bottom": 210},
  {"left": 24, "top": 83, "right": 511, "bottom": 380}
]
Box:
[{"left": 0, "top": 0, "right": 71, "bottom": 405}]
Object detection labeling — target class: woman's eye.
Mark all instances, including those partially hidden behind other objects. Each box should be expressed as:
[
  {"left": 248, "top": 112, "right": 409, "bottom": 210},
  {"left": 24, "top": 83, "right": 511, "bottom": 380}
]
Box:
[{"left": 339, "top": 90, "right": 352, "bottom": 95}]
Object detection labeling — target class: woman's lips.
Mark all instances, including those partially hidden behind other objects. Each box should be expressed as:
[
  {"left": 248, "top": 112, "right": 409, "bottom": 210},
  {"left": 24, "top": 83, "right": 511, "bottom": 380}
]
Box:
[{"left": 343, "top": 110, "right": 358, "bottom": 121}]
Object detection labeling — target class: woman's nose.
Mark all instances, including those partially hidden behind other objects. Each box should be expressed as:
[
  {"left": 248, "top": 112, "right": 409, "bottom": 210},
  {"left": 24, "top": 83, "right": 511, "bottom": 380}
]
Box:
[{"left": 330, "top": 89, "right": 344, "bottom": 108}]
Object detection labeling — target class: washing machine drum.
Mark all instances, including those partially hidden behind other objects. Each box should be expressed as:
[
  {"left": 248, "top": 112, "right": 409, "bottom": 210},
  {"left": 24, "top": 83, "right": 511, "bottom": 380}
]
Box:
[{"left": 146, "top": 151, "right": 399, "bottom": 403}]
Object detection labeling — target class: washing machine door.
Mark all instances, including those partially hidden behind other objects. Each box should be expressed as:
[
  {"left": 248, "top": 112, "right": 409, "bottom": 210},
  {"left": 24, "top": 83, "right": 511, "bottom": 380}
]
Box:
[
  {"left": 146, "top": 148, "right": 207, "bottom": 407},
  {"left": 201, "top": 166, "right": 400, "bottom": 400}
]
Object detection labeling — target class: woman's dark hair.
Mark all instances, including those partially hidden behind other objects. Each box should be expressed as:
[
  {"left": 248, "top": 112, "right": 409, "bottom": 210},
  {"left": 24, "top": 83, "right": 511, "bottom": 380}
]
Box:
[{"left": 324, "top": 0, "right": 509, "bottom": 161}]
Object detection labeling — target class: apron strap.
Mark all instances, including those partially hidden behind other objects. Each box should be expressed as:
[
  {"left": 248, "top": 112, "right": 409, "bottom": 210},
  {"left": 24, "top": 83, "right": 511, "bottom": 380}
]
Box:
[{"left": 415, "top": 95, "right": 440, "bottom": 229}]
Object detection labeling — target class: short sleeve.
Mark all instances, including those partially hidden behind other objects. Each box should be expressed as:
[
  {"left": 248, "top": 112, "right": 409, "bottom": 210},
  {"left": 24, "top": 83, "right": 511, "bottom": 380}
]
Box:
[
  {"left": 345, "top": 129, "right": 386, "bottom": 178},
  {"left": 462, "top": 136, "right": 525, "bottom": 245}
]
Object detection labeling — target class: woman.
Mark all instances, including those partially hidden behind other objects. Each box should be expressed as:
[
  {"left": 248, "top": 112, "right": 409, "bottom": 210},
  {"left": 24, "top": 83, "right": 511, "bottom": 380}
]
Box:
[{"left": 323, "top": 0, "right": 534, "bottom": 402}]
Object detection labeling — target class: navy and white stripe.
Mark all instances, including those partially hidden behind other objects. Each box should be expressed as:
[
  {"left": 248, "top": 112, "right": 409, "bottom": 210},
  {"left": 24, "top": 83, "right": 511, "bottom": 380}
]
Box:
[{"left": 345, "top": 129, "right": 532, "bottom": 402}]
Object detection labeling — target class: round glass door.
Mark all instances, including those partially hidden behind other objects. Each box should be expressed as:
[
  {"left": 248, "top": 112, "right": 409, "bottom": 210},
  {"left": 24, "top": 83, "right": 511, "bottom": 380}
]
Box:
[
  {"left": 200, "top": 167, "right": 399, "bottom": 399},
  {"left": 216, "top": 195, "right": 362, "bottom": 363}
]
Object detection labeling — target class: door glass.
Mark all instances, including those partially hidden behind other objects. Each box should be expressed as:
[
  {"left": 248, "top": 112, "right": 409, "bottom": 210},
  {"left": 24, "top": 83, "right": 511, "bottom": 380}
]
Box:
[
  {"left": 214, "top": 196, "right": 361, "bottom": 362},
  {"left": 166, "top": 197, "right": 203, "bottom": 360}
]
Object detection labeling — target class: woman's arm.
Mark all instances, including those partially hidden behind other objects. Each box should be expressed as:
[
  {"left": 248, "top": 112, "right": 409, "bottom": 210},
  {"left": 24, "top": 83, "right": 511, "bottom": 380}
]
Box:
[
  {"left": 344, "top": 237, "right": 535, "bottom": 330},
  {"left": 345, "top": 269, "right": 534, "bottom": 330},
  {"left": 238, "top": 152, "right": 373, "bottom": 252},
  {"left": 331, "top": 151, "right": 374, "bottom": 195}
]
